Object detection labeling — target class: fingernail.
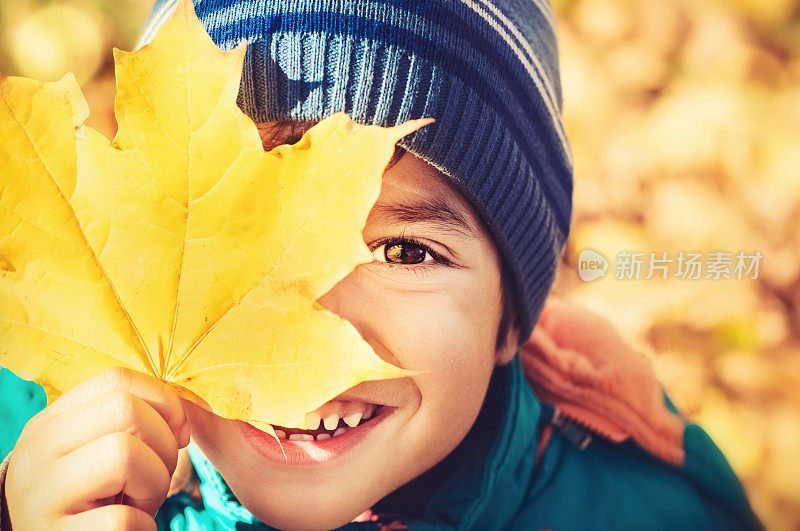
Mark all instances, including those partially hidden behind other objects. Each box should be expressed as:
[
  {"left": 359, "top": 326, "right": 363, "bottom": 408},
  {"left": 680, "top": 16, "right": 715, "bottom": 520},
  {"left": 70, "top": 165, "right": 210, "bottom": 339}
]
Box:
[{"left": 179, "top": 423, "right": 191, "bottom": 447}]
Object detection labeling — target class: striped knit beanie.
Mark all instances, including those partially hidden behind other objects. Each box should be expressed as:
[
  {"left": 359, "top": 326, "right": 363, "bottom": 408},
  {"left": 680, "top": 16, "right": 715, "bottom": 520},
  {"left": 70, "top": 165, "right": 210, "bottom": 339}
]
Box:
[{"left": 139, "top": 0, "right": 573, "bottom": 344}]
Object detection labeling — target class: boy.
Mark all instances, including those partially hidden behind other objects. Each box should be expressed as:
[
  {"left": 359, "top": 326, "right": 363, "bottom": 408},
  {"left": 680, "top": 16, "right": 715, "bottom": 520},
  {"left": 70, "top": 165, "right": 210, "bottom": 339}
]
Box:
[{"left": 0, "top": 0, "right": 761, "bottom": 529}]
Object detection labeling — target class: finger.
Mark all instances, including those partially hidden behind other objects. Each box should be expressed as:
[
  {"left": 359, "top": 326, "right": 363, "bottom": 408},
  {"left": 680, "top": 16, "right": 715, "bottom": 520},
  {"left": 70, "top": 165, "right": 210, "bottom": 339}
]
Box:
[
  {"left": 33, "top": 367, "right": 189, "bottom": 447},
  {"left": 55, "top": 504, "right": 156, "bottom": 531},
  {"left": 44, "top": 391, "right": 179, "bottom": 473},
  {"left": 167, "top": 448, "right": 194, "bottom": 497},
  {"left": 52, "top": 432, "right": 170, "bottom": 518}
]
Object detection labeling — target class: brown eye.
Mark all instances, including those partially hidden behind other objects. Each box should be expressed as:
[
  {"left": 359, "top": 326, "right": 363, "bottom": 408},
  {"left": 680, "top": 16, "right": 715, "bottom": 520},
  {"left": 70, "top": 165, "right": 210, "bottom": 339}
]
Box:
[
  {"left": 371, "top": 240, "right": 433, "bottom": 264},
  {"left": 386, "top": 242, "right": 426, "bottom": 264}
]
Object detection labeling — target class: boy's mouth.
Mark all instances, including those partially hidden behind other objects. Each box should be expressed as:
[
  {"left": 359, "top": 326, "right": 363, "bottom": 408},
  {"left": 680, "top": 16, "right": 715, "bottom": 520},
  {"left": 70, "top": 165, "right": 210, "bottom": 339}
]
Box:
[
  {"left": 273, "top": 401, "right": 384, "bottom": 441},
  {"left": 241, "top": 399, "right": 397, "bottom": 465}
]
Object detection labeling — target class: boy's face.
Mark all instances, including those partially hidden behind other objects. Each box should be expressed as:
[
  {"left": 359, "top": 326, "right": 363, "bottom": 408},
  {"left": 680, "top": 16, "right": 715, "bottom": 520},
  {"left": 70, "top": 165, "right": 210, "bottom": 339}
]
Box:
[{"left": 181, "top": 122, "right": 518, "bottom": 530}]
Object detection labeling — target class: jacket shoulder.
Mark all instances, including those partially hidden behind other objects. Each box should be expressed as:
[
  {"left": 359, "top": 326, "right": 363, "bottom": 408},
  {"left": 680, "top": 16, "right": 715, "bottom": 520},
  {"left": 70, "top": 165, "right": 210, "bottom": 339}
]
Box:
[
  {"left": 518, "top": 302, "right": 761, "bottom": 529},
  {"left": 510, "top": 433, "right": 751, "bottom": 531}
]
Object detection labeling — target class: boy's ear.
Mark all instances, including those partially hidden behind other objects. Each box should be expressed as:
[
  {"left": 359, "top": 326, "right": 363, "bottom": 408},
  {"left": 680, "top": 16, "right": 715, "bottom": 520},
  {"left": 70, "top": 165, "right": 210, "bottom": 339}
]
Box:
[{"left": 495, "top": 326, "right": 520, "bottom": 366}]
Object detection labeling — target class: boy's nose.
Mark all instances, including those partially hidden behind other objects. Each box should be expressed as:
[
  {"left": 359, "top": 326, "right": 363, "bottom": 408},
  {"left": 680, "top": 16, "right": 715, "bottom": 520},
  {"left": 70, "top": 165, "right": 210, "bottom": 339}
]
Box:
[
  {"left": 315, "top": 277, "right": 348, "bottom": 318},
  {"left": 316, "top": 271, "right": 402, "bottom": 368},
  {"left": 316, "top": 271, "right": 371, "bottom": 334}
]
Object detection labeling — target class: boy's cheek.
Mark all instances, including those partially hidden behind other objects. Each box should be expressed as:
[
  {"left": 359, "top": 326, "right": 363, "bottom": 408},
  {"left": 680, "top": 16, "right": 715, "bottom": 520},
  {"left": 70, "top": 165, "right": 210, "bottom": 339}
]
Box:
[
  {"left": 353, "top": 281, "right": 497, "bottom": 419},
  {"left": 386, "top": 307, "right": 495, "bottom": 435},
  {"left": 416, "top": 344, "right": 494, "bottom": 426}
]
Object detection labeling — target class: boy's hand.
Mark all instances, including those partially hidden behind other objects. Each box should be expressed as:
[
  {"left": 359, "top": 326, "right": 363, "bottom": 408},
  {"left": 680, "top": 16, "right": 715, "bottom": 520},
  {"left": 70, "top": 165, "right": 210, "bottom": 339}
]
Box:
[{"left": 5, "top": 367, "right": 190, "bottom": 530}]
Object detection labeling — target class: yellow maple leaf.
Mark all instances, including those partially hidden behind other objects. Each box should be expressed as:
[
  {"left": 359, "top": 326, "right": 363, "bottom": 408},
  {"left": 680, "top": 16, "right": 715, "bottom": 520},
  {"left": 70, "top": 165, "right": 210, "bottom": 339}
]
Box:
[{"left": 0, "top": 0, "right": 427, "bottom": 431}]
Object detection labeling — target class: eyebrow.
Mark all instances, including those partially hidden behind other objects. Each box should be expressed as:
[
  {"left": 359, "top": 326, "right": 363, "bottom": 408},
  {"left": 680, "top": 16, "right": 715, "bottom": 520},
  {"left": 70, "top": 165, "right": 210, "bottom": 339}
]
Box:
[{"left": 367, "top": 196, "right": 477, "bottom": 237}]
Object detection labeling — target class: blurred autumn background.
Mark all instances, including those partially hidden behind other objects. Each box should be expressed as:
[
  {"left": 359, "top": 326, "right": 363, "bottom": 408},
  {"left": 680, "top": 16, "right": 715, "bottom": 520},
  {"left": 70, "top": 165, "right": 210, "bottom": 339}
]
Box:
[{"left": 1, "top": 0, "right": 798, "bottom": 528}]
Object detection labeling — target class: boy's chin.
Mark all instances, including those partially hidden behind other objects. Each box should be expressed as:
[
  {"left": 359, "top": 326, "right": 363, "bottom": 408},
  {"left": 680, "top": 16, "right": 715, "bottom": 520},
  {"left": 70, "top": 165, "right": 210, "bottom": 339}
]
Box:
[
  {"left": 255, "top": 509, "right": 364, "bottom": 531},
  {"left": 233, "top": 484, "right": 378, "bottom": 531},
  {"left": 187, "top": 404, "right": 413, "bottom": 530}
]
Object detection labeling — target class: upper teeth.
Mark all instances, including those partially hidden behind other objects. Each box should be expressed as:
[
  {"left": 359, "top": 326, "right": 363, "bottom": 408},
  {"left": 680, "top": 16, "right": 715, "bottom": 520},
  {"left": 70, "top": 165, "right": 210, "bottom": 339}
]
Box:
[
  {"left": 271, "top": 402, "right": 382, "bottom": 442},
  {"left": 343, "top": 412, "right": 362, "bottom": 428},
  {"left": 305, "top": 412, "right": 321, "bottom": 430},
  {"left": 323, "top": 414, "right": 339, "bottom": 430}
]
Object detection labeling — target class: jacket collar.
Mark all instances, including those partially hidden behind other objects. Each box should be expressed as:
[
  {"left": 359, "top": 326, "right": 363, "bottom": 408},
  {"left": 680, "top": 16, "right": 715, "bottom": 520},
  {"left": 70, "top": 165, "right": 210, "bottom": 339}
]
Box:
[{"left": 187, "top": 355, "right": 543, "bottom": 530}]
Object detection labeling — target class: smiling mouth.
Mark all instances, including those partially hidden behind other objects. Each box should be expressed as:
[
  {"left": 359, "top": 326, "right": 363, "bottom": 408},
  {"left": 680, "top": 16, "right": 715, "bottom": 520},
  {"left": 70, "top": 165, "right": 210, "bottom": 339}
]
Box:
[
  {"left": 242, "top": 400, "right": 395, "bottom": 465},
  {"left": 273, "top": 403, "right": 385, "bottom": 441}
]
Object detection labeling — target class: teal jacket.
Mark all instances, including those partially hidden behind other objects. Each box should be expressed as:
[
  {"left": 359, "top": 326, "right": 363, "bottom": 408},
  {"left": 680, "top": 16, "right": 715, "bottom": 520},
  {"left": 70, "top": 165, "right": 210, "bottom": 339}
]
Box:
[{"left": 1, "top": 357, "right": 761, "bottom": 531}]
